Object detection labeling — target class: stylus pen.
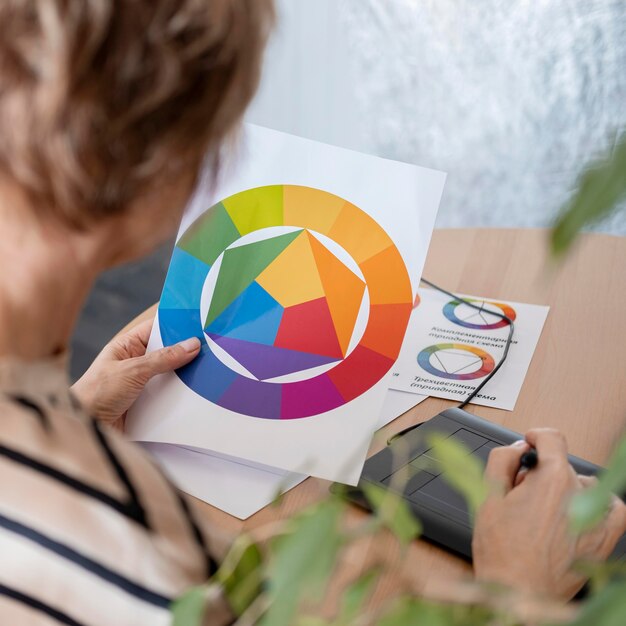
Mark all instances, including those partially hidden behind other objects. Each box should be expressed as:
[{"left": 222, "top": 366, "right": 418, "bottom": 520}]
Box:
[{"left": 519, "top": 448, "right": 538, "bottom": 470}]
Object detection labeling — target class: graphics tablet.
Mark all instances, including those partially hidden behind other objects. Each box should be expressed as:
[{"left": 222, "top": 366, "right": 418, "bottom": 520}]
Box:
[{"left": 344, "top": 408, "right": 626, "bottom": 560}]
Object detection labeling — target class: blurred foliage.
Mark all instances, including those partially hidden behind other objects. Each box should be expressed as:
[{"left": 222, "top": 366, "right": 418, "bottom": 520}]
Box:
[
  {"left": 172, "top": 585, "right": 209, "bottom": 626},
  {"left": 576, "top": 560, "right": 626, "bottom": 595},
  {"left": 551, "top": 133, "right": 626, "bottom": 256},
  {"left": 260, "top": 498, "right": 346, "bottom": 626},
  {"left": 216, "top": 536, "right": 264, "bottom": 616},
  {"left": 429, "top": 435, "right": 489, "bottom": 517},
  {"left": 563, "top": 581, "right": 626, "bottom": 626},
  {"left": 172, "top": 536, "right": 263, "bottom": 626},
  {"left": 334, "top": 571, "right": 378, "bottom": 625},
  {"left": 362, "top": 482, "right": 422, "bottom": 545},
  {"left": 376, "top": 598, "right": 495, "bottom": 626},
  {"left": 296, "top": 571, "right": 378, "bottom": 626},
  {"left": 569, "top": 439, "right": 626, "bottom": 533}
]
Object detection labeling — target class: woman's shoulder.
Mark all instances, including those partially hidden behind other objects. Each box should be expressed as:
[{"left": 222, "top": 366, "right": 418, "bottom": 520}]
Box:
[{"left": 0, "top": 390, "right": 232, "bottom": 625}]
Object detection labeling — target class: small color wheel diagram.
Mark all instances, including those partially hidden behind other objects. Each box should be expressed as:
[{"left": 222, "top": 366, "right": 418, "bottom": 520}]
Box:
[
  {"left": 417, "top": 343, "right": 495, "bottom": 381},
  {"left": 443, "top": 299, "right": 516, "bottom": 330},
  {"left": 158, "top": 185, "right": 413, "bottom": 420}
]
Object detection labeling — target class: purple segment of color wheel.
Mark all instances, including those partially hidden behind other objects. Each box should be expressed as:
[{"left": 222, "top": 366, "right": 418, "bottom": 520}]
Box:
[
  {"left": 208, "top": 334, "right": 340, "bottom": 381},
  {"left": 218, "top": 375, "right": 282, "bottom": 420},
  {"left": 281, "top": 374, "right": 345, "bottom": 420}
]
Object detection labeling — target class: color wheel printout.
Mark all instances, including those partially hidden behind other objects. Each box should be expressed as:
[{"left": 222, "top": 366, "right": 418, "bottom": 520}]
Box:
[
  {"left": 127, "top": 125, "right": 445, "bottom": 485},
  {"left": 391, "top": 288, "right": 549, "bottom": 411}
]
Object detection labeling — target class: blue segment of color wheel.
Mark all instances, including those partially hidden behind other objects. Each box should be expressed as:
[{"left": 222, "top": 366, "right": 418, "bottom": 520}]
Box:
[
  {"left": 178, "top": 342, "right": 240, "bottom": 402},
  {"left": 159, "top": 308, "right": 242, "bottom": 402},
  {"left": 160, "top": 248, "right": 209, "bottom": 311},
  {"left": 159, "top": 308, "right": 203, "bottom": 345},
  {"left": 205, "top": 281, "right": 284, "bottom": 346}
]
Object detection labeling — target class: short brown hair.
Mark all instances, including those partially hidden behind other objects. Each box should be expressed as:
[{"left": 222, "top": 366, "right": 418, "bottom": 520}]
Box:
[{"left": 0, "top": 0, "right": 274, "bottom": 227}]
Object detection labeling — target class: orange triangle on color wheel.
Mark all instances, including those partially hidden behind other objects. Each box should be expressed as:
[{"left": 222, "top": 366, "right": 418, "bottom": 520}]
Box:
[
  {"left": 308, "top": 232, "right": 366, "bottom": 357},
  {"left": 358, "top": 244, "right": 412, "bottom": 305}
]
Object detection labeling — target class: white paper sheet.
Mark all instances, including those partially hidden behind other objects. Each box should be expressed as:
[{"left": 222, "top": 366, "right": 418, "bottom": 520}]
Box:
[
  {"left": 127, "top": 125, "right": 445, "bottom": 485},
  {"left": 140, "top": 443, "right": 305, "bottom": 520},
  {"left": 390, "top": 288, "right": 549, "bottom": 410},
  {"left": 142, "top": 390, "right": 427, "bottom": 520},
  {"left": 378, "top": 389, "right": 428, "bottom": 427}
]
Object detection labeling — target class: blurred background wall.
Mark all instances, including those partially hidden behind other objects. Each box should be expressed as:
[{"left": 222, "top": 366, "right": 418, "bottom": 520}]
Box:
[
  {"left": 71, "top": 0, "right": 626, "bottom": 379},
  {"left": 249, "top": 0, "right": 626, "bottom": 233}
]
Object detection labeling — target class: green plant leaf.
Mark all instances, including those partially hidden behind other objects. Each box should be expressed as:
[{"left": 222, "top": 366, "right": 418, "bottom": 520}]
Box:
[
  {"left": 569, "top": 488, "right": 613, "bottom": 534},
  {"left": 171, "top": 585, "right": 208, "bottom": 626},
  {"left": 429, "top": 435, "right": 489, "bottom": 516},
  {"left": 216, "top": 535, "right": 263, "bottom": 616},
  {"left": 375, "top": 598, "right": 492, "bottom": 626},
  {"left": 362, "top": 483, "right": 421, "bottom": 545},
  {"left": 334, "top": 570, "right": 378, "bottom": 625},
  {"left": 575, "top": 559, "right": 626, "bottom": 594},
  {"left": 260, "top": 498, "right": 345, "bottom": 626},
  {"left": 551, "top": 133, "right": 626, "bottom": 256},
  {"left": 570, "top": 438, "right": 626, "bottom": 533},
  {"left": 296, "top": 618, "right": 329, "bottom": 626},
  {"left": 171, "top": 537, "right": 263, "bottom": 625},
  {"left": 561, "top": 581, "right": 626, "bottom": 626},
  {"left": 376, "top": 598, "right": 446, "bottom": 626}
]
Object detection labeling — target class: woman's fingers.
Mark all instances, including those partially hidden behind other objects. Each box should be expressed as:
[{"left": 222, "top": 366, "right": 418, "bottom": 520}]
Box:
[
  {"left": 578, "top": 474, "right": 626, "bottom": 535},
  {"left": 129, "top": 318, "right": 155, "bottom": 348},
  {"left": 605, "top": 497, "right": 626, "bottom": 542},
  {"left": 583, "top": 495, "right": 626, "bottom": 559},
  {"left": 577, "top": 475, "right": 626, "bottom": 557},
  {"left": 135, "top": 337, "right": 201, "bottom": 379},
  {"left": 513, "top": 467, "right": 529, "bottom": 487},
  {"left": 577, "top": 475, "right": 597, "bottom": 489},
  {"left": 107, "top": 318, "right": 155, "bottom": 360},
  {"left": 484, "top": 440, "right": 530, "bottom": 495},
  {"left": 525, "top": 428, "right": 569, "bottom": 465}
]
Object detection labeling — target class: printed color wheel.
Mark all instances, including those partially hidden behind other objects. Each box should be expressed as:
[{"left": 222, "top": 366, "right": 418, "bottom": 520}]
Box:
[
  {"left": 443, "top": 299, "right": 516, "bottom": 330},
  {"left": 159, "top": 185, "right": 413, "bottom": 419},
  {"left": 417, "top": 343, "right": 495, "bottom": 381}
]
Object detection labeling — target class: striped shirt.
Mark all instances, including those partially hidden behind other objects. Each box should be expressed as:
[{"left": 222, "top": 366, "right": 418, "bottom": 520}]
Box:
[{"left": 0, "top": 356, "right": 233, "bottom": 626}]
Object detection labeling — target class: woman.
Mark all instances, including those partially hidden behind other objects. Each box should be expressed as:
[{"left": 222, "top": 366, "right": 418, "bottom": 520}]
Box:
[
  {"left": 0, "top": 2, "right": 624, "bottom": 625},
  {"left": 0, "top": 2, "right": 273, "bottom": 624}
]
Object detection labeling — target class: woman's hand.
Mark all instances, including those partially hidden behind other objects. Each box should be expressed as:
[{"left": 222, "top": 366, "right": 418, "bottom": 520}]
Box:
[
  {"left": 472, "top": 428, "right": 626, "bottom": 600},
  {"left": 71, "top": 319, "right": 200, "bottom": 431}
]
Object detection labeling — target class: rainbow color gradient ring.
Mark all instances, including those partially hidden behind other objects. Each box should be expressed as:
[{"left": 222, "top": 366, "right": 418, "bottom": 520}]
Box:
[
  {"left": 159, "top": 185, "right": 413, "bottom": 420},
  {"left": 417, "top": 343, "right": 495, "bottom": 381},
  {"left": 443, "top": 299, "right": 516, "bottom": 330}
]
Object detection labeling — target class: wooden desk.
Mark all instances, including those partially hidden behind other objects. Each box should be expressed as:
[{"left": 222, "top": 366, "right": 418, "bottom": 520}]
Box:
[{"left": 124, "top": 228, "right": 626, "bottom": 603}]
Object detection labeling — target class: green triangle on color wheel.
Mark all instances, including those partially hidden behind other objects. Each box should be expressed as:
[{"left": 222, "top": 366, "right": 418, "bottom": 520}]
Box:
[
  {"left": 178, "top": 202, "right": 241, "bottom": 267},
  {"left": 205, "top": 229, "right": 302, "bottom": 328}
]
